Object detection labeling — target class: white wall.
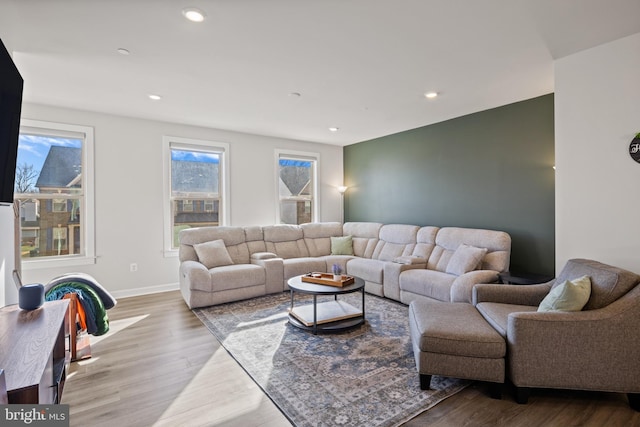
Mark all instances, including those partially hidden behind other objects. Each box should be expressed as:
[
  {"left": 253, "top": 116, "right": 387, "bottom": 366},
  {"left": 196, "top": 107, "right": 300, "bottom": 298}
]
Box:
[
  {"left": 15, "top": 103, "right": 344, "bottom": 298},
  {"left": 555, "top": 32, "right": 640, "bottom": 274}
]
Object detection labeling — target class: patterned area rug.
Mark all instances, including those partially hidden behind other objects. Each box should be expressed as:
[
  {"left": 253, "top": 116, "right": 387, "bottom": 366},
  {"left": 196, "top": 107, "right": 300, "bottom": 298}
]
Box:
[{"left": 193, "top": 292, "right": 469, "bottom": 427}]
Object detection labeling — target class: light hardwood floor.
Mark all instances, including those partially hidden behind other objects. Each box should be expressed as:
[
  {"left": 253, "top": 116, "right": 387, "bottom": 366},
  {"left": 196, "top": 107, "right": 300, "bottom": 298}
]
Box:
[{"left": 62, "top": 291, "right": 640, "bottom": 427}]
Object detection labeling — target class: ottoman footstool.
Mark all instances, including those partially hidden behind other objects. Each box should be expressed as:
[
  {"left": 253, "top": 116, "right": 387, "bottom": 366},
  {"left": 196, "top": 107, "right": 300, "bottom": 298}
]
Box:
[{"left": 408, "top": 299, "right": 506, "bottom": 398}]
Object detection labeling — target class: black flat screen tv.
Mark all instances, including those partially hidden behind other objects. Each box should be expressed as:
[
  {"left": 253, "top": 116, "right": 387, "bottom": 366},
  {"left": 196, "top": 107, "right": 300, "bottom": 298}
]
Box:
[{"left": 0, "top": 38, "right": 23, "bottom": 205}]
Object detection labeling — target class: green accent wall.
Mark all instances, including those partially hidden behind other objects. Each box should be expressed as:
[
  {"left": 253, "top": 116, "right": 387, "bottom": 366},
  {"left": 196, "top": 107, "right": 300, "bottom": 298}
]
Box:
[{"left": 344, "top": 94, "right": 555, "bottom": 275}]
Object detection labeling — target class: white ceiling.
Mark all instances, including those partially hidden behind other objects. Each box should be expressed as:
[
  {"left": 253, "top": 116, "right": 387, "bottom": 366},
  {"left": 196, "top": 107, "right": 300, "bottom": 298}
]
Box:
[{"left": 1, "top": 0, "right": 639, "bottom": 146}]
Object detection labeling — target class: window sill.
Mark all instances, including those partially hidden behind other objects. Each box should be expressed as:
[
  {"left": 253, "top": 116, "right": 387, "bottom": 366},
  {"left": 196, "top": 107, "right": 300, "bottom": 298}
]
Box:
[
  {"left": 164, "top": 249, "right": 179, "bottom": 258},
  {"left": 22, "top": 255, "right": 97, "bottom": 271}
]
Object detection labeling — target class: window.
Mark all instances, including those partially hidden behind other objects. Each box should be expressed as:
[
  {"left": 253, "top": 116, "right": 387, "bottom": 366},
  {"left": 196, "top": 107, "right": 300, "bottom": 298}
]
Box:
[
  {"left": 182, "top": 200, "right": 194, "bottom": 212},
  {"left": 276, "top": 150, "right": 318, "bottom": 224},
  {"left": 52, "top": 227, "right": 68, "bottom": 254},
  {"left": 163, "top": 136, "right": 229, "bottom": 253},
  {"left": 52, "top": 198, "right": 68, "bottom": 212},
  {"left": 14, "top": 119, "right": 95, "bottom": 268}
]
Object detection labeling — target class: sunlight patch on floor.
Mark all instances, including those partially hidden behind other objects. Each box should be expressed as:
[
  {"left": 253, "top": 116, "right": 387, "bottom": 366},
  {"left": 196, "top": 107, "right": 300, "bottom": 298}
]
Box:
[
  {"left": 153, "top": 346, "right": 281, "bottom": 426},
  {"left": 89, "top": 314, "right": 150, "bottom": 346},
  {"left": 237, "top": 310, "right": 288, "bottom": 327},
  {"left": 75, "top": 356, "right": 100, "bottom": 366}
]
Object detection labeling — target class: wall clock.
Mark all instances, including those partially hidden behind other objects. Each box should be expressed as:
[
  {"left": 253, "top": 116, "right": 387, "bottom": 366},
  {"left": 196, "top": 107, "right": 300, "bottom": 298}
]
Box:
[{"left": 630, "top": 133, "right": 640, "bottom": 163}]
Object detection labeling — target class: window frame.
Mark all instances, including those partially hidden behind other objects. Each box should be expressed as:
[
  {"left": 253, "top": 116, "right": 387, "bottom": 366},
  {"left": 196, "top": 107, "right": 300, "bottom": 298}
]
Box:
[
  {"left": 17, "top": 119, "right": 96, "bottom": 270},
  {"left": 162, "top": 136, "right": 230, "bottom": 256},
  {"left": 275, "top": 149, "right": 319, "bottom": 225}
]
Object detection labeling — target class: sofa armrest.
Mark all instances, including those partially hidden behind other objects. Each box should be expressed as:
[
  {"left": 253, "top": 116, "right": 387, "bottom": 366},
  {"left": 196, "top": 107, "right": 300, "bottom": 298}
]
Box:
[
  {"left": 507, "top": 296, "right": 640, "bottom": 391},
  {"left": 384, "top": 261, "right": 427, "bottom": 301},
  {"left": 251, "top": 252, "right": 278, "bottom": 261},
  {"left": 393, "top": 256, "right": 426, "bottom": 265},
  {"left": 450, "top": 270, "right": 500, "bottom": 303},
  {"left": 179, "top": 260, "right": 211, "bottom": 290},
  {"left": 251, "top": 256, "right": 284, "bottom": 294},
  {"left": 473, "top": 282, "right": 551, "bottom": 306}
]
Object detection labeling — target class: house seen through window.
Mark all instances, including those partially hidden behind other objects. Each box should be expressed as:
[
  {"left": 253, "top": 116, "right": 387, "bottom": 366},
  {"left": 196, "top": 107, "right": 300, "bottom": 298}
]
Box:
[
  {"left": 14, "top": 120, "right": 94, "bottom": 264},
  {"left": 278, "top": 153, "right": 317, "bottom": 224},
  {"left": 169, "top": 146, "right": 222, "bottom": 248}
]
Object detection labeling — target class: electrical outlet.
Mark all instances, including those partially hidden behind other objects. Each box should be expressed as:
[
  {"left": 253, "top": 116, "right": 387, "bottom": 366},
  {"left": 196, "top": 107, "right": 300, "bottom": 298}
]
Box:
[{"left": 130, "top": 263, "right": 138, "bottom": 272}]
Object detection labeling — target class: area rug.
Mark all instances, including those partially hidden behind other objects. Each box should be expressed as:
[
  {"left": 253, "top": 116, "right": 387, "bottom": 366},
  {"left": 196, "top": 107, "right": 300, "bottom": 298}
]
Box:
[{"left": 193, "top": 292, "right": 469, "bottom": 427}]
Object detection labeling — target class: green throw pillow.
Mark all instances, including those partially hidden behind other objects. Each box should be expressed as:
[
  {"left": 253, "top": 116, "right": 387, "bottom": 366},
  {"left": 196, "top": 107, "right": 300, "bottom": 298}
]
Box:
[
  {"left": 331, "top": 235, "right": 354, "bottom": 255},
  {"left": 538, "top": 275, "right": 591, "bottom": 312}
]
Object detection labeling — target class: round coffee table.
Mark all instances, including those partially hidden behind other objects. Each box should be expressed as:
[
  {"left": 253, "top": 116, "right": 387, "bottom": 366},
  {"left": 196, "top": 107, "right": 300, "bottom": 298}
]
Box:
[{"left": 287, "top": 274, "right": 365, "bottom": 334}]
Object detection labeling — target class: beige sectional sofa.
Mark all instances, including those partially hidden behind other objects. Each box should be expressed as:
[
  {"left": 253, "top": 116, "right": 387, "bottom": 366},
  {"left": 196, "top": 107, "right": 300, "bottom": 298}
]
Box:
[
  {"left": 178, "top": 221, "right": 511, "bottom": 309},
  {"left": 399, "top": 227, "right": 513, "bottom": 304}
]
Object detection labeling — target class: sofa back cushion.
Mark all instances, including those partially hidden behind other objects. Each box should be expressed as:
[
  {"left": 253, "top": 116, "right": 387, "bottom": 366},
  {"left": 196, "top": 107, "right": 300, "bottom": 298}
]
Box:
[
  {"left": 244, "top": 226, "right": 267, "bottom": 255},
  {"left": 372, "top": 224, "right": 419, "bottom": 261},
  {"left": 179, "top": 226, "right": 250, "bottom": 264},
  {"left": 413, "top": 226, "right": 439, "bottom": 259},
  {"left": 428, "top": 227, "right": 511, "bottom": 273},
  {"left": 301, "top": 222, "right": 343, "bottom": 257},
  {"left": 553, "top": 258, "right": 640, "bottom": 310},
  {"left": 343, "top": 222, "right": 382, "bottom": 258},
  {"left": 263, "top": 224, "right": 309, "bottom": 259}
]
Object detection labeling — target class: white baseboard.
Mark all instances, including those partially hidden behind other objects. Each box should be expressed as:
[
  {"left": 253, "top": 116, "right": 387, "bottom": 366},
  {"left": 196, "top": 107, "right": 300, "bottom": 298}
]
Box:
[{"left": 110, "top": 282, "right": 179, "bottom": 299}]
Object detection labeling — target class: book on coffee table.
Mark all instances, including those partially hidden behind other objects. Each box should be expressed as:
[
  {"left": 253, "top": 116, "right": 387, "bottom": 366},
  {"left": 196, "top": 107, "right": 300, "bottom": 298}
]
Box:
[{"left": 289, "top": 300, "right": 362, "bottom": 327}]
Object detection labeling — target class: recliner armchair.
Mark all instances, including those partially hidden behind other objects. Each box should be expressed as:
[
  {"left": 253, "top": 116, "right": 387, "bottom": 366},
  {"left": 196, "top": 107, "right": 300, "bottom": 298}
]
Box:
[{"left": 473, "top": 258, "right": 640, "bottom": 410}]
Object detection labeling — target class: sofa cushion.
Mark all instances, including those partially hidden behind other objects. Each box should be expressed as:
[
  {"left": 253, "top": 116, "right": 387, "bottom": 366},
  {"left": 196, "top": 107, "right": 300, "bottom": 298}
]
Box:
[
  {"left": 194, "top": 239, "right": 234, "bottom": 269},
  {"left": 301, "top": 222, "right": 343, "bottom": 257},
  {"left": 244, "top": 226, "right": 267, "bottom": 255},
  {"left": 346, "top": 258, "right": 385, "bottom": 284},
  {"left": 179, "top": 226, "right": 250, "bottom": 264},
  {"left": 553, "top": 259, "right": 640, "bottom": 310},
  {"left": 194, "top": 264, "right": 265, "bottom": 292},
  {"left": 446, "top": 244, "right": 488, "bottom": 276},
  {"left": 430, "top": 227, "right": 511, "bottom": 273},
  {"left": 263, "top": 225, "right": 309, "bottom": 259},
  {"left": 413, "top": 226, "right": 438, "bottom": 259},
  {"left": 409, "top": 300, "right": 506, "bottom": 359},
  {"left": 263, "top": 224, "right": 303, "bottom": 242},
  {"left": 331, "top": 235, "right": 354, "bottom": 255},
  {"left": 343, "top": 222, "right": 382, "bottom": 258},
  {"left": 538, "top": 276, "right": 591, "bottom": 312},
  {"left": 283, "top": 258, "right": 327, "bottom": 281},
  {"left": 372, "top": 224, "right": 419, "bottom": 261},
  {"left": 476, "top": 302, "right": 536, "bottom": 337},
  {"left": 429, "top": 246, "right": 454, "bottom": 272},
  {"left": 400, "top": 269, "right": 456, "bottom": 302}
]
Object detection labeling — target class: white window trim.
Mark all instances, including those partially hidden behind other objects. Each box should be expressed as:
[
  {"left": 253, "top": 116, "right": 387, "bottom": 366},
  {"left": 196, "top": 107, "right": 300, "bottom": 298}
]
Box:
[
  {"left": 275, "top": 149, "right": 320, "bottom": 224},
  {"left": 20, "top": 119, "right": 96, "bottom": 270},
  {"left": 163, "top": 136, "right": 230, "bottom": 257}
]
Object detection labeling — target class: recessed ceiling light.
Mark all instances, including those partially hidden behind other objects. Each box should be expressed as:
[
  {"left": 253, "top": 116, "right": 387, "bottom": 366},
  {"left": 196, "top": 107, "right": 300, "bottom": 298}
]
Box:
[
  {"left": 117, "top": 48, "right": 130, "bottom": 55},
  {"left": 425, "top": 92, "right": 438, "bottom": 99},
  {"left": 182, "top": 7, "right": 206, "bottom": 22},
  {"left": 329, "top": 127, "right": 339, "bottom": 132},
  {"left": 148, "top": 94, "right": 162, "bottom": 101}
]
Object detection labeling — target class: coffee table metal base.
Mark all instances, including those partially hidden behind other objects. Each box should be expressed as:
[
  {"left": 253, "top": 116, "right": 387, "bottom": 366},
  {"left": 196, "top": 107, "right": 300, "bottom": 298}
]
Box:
[{"left": 287, "top": 274, "right": 366, "bottom": 334}]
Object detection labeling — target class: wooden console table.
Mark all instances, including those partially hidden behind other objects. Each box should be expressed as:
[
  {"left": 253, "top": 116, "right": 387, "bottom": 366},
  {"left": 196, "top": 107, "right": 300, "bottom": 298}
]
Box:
[{"left": 0, "top": 300, "right": 71, "bottom": 404}]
